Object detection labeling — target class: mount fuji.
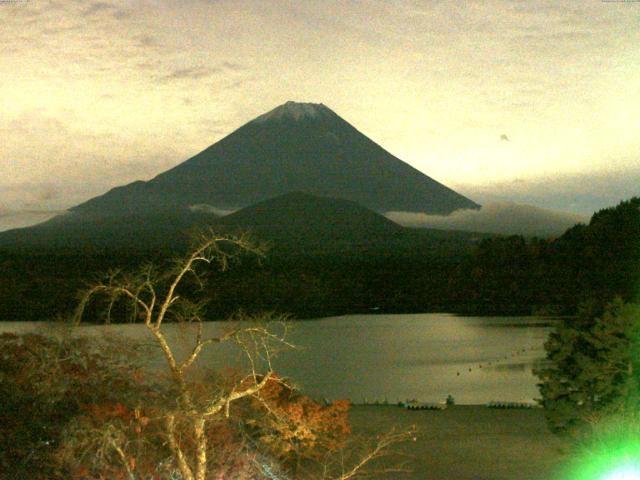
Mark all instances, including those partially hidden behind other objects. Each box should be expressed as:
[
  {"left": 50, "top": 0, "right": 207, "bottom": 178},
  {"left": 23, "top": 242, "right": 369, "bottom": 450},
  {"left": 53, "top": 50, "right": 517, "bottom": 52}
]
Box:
[
  {"left": 0, "top": 101, "right": 480, "bottom": 249},
  {"left": 71, "top": 101, "right": 479, "bottom": 217}
]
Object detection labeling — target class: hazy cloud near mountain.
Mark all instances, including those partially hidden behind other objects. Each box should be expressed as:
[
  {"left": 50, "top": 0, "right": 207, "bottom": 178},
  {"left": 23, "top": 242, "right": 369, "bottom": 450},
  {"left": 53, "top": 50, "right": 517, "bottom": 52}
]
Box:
[
  {"left": 386, "top": 202, "right": 587, "bottom": 237},
  {"left": 188, "top": 204, "right": 237, "bottom": 217},
  {"left": 452, "top": 165, "right": 640, "bottom": 216},
  {"left": 0, "top": 182, "right": 68, "bottom": 231}
]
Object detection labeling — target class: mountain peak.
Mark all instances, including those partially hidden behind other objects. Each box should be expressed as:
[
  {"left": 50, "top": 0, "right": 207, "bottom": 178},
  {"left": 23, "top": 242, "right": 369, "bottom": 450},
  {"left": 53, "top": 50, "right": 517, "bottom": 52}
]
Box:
[
  {"left": 57, "top": 101, "right": 480, "bottom": 220},
  {"left": 253, "top": 101, "right": 331, "bottom": 123}
]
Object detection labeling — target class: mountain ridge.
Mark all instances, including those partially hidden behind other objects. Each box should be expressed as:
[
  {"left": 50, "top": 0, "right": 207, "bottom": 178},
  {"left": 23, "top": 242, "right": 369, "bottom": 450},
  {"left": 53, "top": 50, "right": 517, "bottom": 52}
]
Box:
[{"left": 70, "top": 101, "right": 479, "bottom": 217}]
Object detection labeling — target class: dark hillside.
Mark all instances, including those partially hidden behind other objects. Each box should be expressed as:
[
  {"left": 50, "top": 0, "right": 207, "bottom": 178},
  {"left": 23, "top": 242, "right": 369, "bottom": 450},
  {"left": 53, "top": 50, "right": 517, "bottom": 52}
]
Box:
[
  {"left": 215, "top": 192, "right": 404, "bottom": 249},
  {"left": 0, "top": 210, "right": 218, "bottom": 252}
]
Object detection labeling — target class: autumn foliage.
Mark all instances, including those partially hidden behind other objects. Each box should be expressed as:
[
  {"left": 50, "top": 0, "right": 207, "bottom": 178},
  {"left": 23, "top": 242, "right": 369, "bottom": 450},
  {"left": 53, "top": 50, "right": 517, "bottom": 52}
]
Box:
[
  {"left": 248, "top": 376, "right": 351, "bottom": 466},
  {"left": 0, "top": 331, "right": 354, "bottom": 479}
]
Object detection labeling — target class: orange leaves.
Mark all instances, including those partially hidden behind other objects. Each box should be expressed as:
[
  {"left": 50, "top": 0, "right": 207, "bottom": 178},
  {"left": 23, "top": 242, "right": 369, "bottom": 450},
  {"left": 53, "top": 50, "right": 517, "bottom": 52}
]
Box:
[
  {"left": 250, "top": 376, "right": 352, "bottom": 463},
  {"left": 81, "top": 403, "right": 153, "bottom": 441},
  {"left": 131, "top": 368, "right": 145, "bottom": 384},
  {"left": 71, "top": 466, "right": 90, "bottom": 478},
  {"left": 84, "top": 402, "right": 131, "bottom": 423}
]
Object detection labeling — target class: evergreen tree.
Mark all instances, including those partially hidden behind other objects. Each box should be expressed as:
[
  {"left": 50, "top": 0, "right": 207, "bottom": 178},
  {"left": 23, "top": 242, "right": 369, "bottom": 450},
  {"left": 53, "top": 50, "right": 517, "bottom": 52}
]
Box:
[{"left": 535, "top": 298, "right": 640, "bottom": 436}]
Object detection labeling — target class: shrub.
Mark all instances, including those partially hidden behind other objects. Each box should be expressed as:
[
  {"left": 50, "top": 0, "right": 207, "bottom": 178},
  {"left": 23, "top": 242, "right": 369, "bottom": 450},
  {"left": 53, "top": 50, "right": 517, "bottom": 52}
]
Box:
[{"left": 0, "top": 332, "right": 147, "bottom": 479}]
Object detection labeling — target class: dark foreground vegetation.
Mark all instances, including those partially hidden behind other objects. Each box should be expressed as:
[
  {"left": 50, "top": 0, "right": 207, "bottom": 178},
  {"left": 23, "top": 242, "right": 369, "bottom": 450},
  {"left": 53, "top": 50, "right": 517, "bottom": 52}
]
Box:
[
  {"left": 0, "top": 330, "right": 385, "bottom": 479},
  {"left": 0, "top": 199, "right": 638, "bottom": 478},
  {"left": 0, "top": 197, "right": 637, "bottom": 322},
  {"left": 533, "top": 297, "right": 640, "bottom": 480},
  {"left": 1, "top": 234, "right": 413, "bottom": 479}
]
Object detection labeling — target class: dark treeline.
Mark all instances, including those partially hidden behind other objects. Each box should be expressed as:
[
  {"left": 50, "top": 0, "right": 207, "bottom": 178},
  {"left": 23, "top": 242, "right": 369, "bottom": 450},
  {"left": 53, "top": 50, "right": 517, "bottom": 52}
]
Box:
[
  {"left": 0, "top": 239, "right": 467, "bottom": 322},
  {"left": 449, "top": 197, "right": 640, "bottom": 315},
  {"left": 0, "top": 197, "right": 637, "bottom": 322}
]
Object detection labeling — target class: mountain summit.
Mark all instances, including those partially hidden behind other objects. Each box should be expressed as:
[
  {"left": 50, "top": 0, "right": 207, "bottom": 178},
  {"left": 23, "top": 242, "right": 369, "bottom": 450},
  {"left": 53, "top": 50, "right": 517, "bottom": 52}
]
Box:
[
  {"left": 252, "top": 101, "right": 331, "bottom": 123},
  {"left": 72, "top": 101, "right": 479, "bottom": 217}
]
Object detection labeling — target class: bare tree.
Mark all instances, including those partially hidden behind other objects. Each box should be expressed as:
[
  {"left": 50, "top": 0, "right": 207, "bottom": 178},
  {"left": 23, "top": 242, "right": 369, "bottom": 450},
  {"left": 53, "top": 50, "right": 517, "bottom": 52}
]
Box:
[
  {"left": 73, "top": 231, "right": 414, "bottom": 480},
  {"left": 74, "top": 231, "right": 294, "bottom": 480}
]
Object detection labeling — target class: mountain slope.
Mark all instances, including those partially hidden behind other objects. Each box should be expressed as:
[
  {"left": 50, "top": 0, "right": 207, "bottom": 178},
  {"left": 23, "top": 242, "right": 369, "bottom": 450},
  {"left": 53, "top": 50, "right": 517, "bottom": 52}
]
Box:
[
  {"left": 0, "top": 210, "right": 219, "bottom": 251},
  {"left": 215, "top": 191, "right": 404, "bottom": 246},
  {"left": 71, "top": 101, "right": 479, "bottom": 217}
]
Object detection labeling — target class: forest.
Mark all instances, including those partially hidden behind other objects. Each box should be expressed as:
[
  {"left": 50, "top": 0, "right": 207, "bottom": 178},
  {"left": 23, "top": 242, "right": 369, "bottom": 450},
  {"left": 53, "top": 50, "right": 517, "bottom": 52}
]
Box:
[{"left": 0, "top": 197, "right": 637, "bottom": 323}]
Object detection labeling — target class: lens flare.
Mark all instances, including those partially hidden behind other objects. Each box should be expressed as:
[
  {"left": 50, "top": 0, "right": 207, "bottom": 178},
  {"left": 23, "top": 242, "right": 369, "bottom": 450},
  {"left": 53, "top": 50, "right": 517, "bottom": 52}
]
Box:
[
  {"left": 602, "top": 464, "right": 640, "bottom": 480},
  {"left": 558, "top": 436, "right": 640, "bottom": 480}
]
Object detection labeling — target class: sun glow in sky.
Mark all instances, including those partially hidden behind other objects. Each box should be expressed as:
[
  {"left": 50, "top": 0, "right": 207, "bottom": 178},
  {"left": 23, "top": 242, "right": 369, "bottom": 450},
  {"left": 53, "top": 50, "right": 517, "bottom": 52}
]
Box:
[{"left": 1, "top": 0, "right": 639, "bottom": 229}]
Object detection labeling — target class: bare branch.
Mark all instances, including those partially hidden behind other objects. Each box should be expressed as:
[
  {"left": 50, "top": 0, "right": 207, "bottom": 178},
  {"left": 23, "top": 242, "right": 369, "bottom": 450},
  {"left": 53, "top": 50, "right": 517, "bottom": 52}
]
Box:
[
  {"left": 204, "top": 371, "right": 274, "bottom": 418},
  {"left": 110, "top": 440, "right": 136, "bottom": 480},
  {"left": 180, "top": 327, "right": 239, "bottom": 372},
  {"left": 165, "top": 414, "right": 195, "bottom": 480},
  {"left": 332, "top": 427, "right": 417, "bottom": 480},
  {"left": 154, "top": 232, "right": 262, "bottom": 329}
]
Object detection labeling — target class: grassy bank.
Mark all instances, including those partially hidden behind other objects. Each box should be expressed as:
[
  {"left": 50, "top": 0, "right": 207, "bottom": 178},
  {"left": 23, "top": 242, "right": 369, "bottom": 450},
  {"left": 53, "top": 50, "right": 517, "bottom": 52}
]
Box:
[{"left": 349, "top": 405, "right": 570, "bottom": 480}]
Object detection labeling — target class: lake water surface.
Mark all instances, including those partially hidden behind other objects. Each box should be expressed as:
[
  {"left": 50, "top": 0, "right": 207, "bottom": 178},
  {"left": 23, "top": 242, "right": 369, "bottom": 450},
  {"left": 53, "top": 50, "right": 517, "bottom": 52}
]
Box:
[{"left": 1, "top": 314, "right": 555, "bottom": 405}]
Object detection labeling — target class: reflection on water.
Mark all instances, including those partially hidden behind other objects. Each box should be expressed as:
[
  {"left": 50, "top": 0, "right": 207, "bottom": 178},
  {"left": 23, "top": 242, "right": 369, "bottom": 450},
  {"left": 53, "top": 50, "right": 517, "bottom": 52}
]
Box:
[{"left": 0, "top": 313, "right": 557, "bottom": 405}]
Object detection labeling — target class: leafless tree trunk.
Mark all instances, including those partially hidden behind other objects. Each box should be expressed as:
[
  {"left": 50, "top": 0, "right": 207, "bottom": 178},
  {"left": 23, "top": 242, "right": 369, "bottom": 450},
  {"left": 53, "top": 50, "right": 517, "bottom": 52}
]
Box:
[
  {"left": 75, "top": 232, "right": 292, "bottom": 479},
  {"left": 74, "top": 230, "right": 414, "bottom": 479}
]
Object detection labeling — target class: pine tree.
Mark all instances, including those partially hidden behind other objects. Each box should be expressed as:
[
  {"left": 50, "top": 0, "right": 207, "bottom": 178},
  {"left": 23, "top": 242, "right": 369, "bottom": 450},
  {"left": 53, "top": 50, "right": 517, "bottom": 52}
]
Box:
[{"left": 535, "top": 298, "right": 640, "bottom": 436}]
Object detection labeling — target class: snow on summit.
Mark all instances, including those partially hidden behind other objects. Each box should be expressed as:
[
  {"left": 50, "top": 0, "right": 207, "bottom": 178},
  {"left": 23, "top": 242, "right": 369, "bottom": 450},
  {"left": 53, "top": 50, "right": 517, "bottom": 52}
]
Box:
[{"left": 254, "top": 101, "right": 330, "bottom": 123}]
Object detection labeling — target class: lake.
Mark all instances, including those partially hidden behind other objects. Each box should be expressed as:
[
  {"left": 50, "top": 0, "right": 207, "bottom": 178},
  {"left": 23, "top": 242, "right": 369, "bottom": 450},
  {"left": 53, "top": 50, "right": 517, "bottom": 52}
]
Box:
[{"left": 0, "top": 313, "right": 555, "bottom": 405}]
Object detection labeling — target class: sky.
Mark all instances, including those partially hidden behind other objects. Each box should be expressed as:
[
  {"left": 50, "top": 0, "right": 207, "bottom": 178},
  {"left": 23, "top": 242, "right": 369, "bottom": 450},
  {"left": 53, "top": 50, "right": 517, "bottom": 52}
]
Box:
[{"left": 1, "top": 0, "right": 639, "bottom": 231}]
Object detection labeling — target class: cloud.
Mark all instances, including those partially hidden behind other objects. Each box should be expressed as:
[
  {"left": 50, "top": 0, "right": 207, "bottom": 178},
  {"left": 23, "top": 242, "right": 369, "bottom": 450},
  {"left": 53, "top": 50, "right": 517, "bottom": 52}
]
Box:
[
  {"left": 453, "top": 165, "right": 640, "bottom": 216},
  {"left": 0, "top": 182, "right": 68, "bottom": 232},
  {"left": 81, "top": 1, "right": 130, "bottom": 19},
  {"left": 0, "top": 208, "right": 66, "bottom": 219},
  {"left": 38, "top": 187, "right": 59, "bottom": 202},
  {"left": 137, "top": 60, "right": 163, "bottom": 71},
  {"left": 82, "top": 2, "right": 113, "bottom": 16},
  {"left": 219, "top": 61, "right": 245, "bottom": 72},
  {"left": 131, "top": 33, "right": 160, "bottom": 48},
  {"left": 3, "top": 0, "right": 157, "bottom": 66},
  {"left": 157, "top": 62, "right": 246, "bottom": 83},
  {"left": 385, "top": 202, "right": 587, "bottom": 237},
  {"left": 1, "top": 181, "right": 82, "bottom": 213},
  {"left": 0, "top": 109, "right": 187, "bottom": 220},
  {"left": 188, "top": 204, "right": 237, "bottom": 216},
  {"left": 160, "top": 66, "right": 218, "bottom": 81}
]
